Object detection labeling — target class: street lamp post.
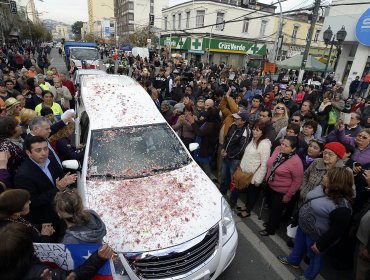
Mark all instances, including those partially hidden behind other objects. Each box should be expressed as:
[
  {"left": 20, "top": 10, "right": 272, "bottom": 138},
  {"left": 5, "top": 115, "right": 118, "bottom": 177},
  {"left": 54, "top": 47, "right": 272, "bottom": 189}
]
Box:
[
  {"left": 207, "top": 25, "right": 214, "bottom": 65},
  {"left": 322, "top": 25, "right": 347, "bottom": 80}
]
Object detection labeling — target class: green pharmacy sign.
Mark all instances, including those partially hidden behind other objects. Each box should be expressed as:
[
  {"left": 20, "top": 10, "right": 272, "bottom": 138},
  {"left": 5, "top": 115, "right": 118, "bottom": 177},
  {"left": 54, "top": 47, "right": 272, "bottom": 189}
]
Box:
[{"left": 203, "top": 38, "right": 266, "bottom": 55}]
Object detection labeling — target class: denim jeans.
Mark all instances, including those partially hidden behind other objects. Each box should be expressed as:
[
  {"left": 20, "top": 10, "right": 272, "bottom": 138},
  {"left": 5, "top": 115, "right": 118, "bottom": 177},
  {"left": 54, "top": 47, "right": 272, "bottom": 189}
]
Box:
[
  {"left": 287, "top": 227, "right": 325, "bottom": 280},
  {"left": 219, "top": 158, "right": 240, "bottom": 195}
]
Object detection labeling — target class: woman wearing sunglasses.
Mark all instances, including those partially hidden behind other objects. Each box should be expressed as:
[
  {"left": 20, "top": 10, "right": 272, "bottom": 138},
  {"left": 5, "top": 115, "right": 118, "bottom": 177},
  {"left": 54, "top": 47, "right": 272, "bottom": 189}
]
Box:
[{"left": 271, "top": 103, "right": 289, "bottom": 134}]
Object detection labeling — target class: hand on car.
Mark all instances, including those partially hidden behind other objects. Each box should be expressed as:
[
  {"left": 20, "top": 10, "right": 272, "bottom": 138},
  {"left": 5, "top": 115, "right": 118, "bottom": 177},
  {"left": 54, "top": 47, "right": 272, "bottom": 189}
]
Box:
[
  {"left": 98, "top": 244, "right": 116, "bottom": 260},
  {"left": 56, "top": 172, "right": 77, "bottom": 191}
]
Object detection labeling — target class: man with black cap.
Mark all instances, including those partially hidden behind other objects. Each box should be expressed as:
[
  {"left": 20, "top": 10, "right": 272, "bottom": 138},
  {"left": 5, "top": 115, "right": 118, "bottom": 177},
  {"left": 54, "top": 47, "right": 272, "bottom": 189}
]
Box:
[{"left": 219, "top": 110, "right": 250, "bottom": 207}]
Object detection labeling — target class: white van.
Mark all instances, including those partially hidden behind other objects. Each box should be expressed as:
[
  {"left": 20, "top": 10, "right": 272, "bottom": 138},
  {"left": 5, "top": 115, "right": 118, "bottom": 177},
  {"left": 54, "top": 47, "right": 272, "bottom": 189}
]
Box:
[{"left": 68, "top": 75, "right": 238, "bottom": 280}]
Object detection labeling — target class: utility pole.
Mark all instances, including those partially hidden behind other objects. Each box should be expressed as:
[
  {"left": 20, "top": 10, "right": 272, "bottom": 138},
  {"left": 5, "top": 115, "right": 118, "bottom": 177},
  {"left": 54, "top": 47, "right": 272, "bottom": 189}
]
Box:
[
  {"left": 271, "top": 0, "right": 283, "bottom": 62},
  {"left": 297, "top": 0, "right": 321, "bottom": 83}
]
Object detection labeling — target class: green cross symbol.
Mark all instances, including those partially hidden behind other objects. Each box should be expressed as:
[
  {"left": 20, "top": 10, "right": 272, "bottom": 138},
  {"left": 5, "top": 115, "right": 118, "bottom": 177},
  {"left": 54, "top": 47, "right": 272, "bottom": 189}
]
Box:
[
  {"left": 178, "top": 38, "right": 184, "bottom": 48},
  {"left": 251, "top": 44, "right": 259, "bottom": 54},
  {"left": 192, "top": 39, "right": 202, "bottom": 49}
]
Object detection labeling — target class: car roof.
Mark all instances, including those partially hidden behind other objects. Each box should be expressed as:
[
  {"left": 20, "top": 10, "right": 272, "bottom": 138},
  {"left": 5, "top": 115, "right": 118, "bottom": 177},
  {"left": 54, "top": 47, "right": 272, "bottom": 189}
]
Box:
[
  {"left": 73, "top": 69, "right": 107, "bottom": 84},
  {"left": 80, "top": 75, "right": 166, "bottom": 130}
]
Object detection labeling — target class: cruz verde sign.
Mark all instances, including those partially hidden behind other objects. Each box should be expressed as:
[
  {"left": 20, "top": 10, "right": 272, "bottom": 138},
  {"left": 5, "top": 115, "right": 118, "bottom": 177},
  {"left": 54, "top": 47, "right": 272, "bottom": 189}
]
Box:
[
  {"left": 204, "top": 38, "right": 266, "bottom": 55},
  {"left": 356, "top": 8, "right": 370, "bottom": 46},
  {"left": 160, "top": 36, "right": 266, "bottom": 55}
]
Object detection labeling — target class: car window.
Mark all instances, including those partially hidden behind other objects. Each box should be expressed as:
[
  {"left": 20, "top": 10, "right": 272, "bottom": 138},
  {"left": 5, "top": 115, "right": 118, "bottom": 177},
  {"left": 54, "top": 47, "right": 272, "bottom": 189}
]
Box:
[{"left": 88, "top": 123, "right": 191, "bottom": 178}]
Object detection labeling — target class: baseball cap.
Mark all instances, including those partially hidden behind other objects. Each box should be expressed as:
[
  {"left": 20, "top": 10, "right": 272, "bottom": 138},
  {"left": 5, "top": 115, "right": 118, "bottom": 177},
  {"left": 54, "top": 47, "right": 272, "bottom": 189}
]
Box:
[{"left": 232, "top": 111, "right": 249, "bottom": 122}]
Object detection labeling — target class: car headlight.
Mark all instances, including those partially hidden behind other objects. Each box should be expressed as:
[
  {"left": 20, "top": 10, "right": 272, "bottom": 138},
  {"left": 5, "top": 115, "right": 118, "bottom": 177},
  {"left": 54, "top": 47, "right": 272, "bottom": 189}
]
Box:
[{"left": 221, "top": 197, "right": 236, "bottom": 246}]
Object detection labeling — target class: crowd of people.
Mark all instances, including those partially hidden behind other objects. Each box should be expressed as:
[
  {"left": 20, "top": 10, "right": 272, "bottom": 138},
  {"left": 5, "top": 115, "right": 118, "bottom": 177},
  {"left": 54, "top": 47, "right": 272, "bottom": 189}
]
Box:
[
  {"left": 133, "top": 58, "right": 370, "bottom": 280},
  {"left": 0, "top": 44, "right": 115, "bottom": 279},
  {"left": 0, "top": 41, "right": 369, "bottom": 279}
]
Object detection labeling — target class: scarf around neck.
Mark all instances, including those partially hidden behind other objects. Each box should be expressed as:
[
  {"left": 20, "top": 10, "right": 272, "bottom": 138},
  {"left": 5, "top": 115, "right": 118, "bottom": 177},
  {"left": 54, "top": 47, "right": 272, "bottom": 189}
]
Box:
[{"left": 268, "top": 151, "right": 295, "bottom": 182}]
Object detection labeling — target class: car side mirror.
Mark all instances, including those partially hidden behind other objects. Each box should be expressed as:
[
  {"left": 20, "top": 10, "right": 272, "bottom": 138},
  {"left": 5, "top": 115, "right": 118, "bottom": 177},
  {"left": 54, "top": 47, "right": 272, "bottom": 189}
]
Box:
[
  {"left": 62, "top": 160, "right": 79, "bottom": 171},
  {"left": 189, "top": 143, "right": 199, "bottom": 152}
]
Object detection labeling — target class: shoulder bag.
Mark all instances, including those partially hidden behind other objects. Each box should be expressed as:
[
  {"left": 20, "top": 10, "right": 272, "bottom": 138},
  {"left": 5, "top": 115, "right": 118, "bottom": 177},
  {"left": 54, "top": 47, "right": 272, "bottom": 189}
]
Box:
[{"left": 233, "top": 164, "right": 261, "bottom": 190}]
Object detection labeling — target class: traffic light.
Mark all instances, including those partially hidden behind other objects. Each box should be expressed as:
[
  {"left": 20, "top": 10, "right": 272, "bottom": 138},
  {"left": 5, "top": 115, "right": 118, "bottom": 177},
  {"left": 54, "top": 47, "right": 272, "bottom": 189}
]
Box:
[
  {"left": 9, "top": 1, "right": 17, "bottom": 14},
  {"left": 149, "top": 14, "right": 154, "bottom": 26}
]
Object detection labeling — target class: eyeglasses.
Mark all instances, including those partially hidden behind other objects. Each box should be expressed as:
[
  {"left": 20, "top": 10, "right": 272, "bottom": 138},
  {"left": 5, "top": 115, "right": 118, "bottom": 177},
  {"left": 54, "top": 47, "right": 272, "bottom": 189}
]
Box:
[
  {"left": 323, "top": 151, "right": 337, "bottom": 157},
  {"left": 357, "top": 134, "right": 369, "bottom": 140}
]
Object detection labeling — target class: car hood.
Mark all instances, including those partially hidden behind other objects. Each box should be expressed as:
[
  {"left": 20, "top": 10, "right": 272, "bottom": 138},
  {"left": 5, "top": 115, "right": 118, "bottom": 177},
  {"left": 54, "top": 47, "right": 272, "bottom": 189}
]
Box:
[{"left": 85, "top": 162, "right": 222, "bottom": 252}]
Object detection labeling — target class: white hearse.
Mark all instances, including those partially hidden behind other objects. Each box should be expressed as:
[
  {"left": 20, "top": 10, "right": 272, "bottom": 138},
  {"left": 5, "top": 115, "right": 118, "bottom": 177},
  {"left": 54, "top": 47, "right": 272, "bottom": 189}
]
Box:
[{"left": 68, "top": 75, "right": 237, "bottom": 280}]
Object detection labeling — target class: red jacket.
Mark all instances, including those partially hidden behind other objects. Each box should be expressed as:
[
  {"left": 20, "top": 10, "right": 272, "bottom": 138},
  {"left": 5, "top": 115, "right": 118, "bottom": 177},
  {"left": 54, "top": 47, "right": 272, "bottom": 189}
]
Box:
[
  {"left": 295, "top": 91, "right": 305, "bottom": 105},
  {"left": 265, "top": 147, "right": 303, "bottom": 201},
  {"left": 63, "top": 80, "right": 75, "bottom": 97}
]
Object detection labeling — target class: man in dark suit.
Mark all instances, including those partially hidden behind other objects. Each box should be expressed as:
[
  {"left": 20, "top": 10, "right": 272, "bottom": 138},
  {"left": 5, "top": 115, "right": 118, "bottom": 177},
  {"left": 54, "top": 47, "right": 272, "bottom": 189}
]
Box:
[{"left": 14, "top": 136, "right": 76, "bottom": 238}]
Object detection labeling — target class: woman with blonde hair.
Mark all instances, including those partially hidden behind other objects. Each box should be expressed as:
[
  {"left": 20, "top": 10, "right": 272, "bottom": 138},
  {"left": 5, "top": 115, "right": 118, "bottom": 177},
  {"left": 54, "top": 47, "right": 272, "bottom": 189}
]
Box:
[
  {"left": 55, "top": 190, "right": 106, "bottom": 244},
  {"left": 271, "top": 102, "right": 289, "bottom": 134},
  {"left": 49, "top": 122, "right": 85, "bottom": 162},
  {"left": 19, "top": 108, "right": 37, "bottom": 138}
]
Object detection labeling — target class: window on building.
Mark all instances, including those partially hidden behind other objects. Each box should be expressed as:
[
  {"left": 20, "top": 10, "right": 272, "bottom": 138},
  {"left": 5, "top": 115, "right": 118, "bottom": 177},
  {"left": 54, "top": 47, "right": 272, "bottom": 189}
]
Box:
[
  {"left": 172, "top": 14, "right": 176, "bottom": 30},
  {"left": 128, "top": 13, "right": 134, "bottom": 21},
  {"left": 196, "top": 10, "right": 205, "bottom": 27},
  {"left": 259, "top": 20, "right": 267, "bottom": 36},
  {"left": 164, "top": 17, "right": 168, "bottom": 31},
  {"left": 292, "top": 25, "right": 299, "bottom": 43},
  {"left": 150, "top": 5, "right": 154, "bottom": 14},
  {"left": 128, "top": 2, "right": 134, "bottom": 10},
  {"left": 186, "top": 11, "right": 190, "bottom": 28},
  {"left": 110, "top": 23, "right": 114, "bottom": 27},
  {"left": 178, "top": 13, "right": 181, "bottom": 29},
  {"left": 129, "top": 24, "right": 134, "bottom": 31},
  {"left": 242, "top": 17, "right": 249, "bottom": 33},
  {"left": 313, "top": 29, "right": 320, "bottom": 42},
  {"left": 216, "top": 12, "right": 224, "bottom": 30},
  {"left": 230, "top": 0, "right": 238, "bottom": 5}
]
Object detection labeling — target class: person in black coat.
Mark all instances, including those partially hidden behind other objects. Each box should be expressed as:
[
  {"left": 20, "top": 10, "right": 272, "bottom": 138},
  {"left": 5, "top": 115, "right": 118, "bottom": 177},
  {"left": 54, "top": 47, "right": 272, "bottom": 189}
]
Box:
[
  {"left": 0, "top": 223, "right": 114, "bottom": 280},
  {"left": 186, "top": 107, "right": 220, "bottom": 178},
  {"left": 14, "top": 136, "right": 76, "bottom": 239}
]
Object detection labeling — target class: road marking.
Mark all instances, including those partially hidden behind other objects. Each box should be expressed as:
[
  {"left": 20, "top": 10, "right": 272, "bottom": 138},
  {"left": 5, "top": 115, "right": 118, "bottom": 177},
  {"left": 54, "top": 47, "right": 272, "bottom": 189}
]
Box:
[
  {"left": 235, "top": 208, "right": 325, "bottom": 280},
  {"left": 235, "top": 219, "right": 297, "bottom": 280}
]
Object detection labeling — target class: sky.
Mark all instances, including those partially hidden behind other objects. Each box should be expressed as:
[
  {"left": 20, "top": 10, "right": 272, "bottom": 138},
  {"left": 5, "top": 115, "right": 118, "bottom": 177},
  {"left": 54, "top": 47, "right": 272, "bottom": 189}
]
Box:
[{"left": 34, "top": 0, "right": 316, "bottom": 25}]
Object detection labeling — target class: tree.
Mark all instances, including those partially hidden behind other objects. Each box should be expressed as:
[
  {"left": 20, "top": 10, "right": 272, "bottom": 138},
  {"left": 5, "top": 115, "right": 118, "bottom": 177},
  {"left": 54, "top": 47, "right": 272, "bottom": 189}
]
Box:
[
  {"left": 71, "top": 21, "right": 84, "bottom": 41},
  {"left": 84, "top": 33, "right": 95, "bottom": 42},
  {"left": 128, "top": 26, "right": 149, "bottom": 47}
]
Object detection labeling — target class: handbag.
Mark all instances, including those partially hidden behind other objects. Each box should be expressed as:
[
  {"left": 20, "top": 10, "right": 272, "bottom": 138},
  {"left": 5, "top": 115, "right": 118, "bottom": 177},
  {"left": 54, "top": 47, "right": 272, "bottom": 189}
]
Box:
[{"left": 233, "top": 164, "right": 261, "bottom": 190}]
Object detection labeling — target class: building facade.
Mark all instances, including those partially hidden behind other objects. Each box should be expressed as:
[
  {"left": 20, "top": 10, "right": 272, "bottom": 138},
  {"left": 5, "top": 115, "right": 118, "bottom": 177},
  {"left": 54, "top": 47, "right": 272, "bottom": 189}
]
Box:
[
  {"left": 87, "top": 0, "right": 114, "bottom": 33},
  {"left": 92, "top": 18, "right": 116, "bottom": 43},
  {"left": 161, "top": 0, "right": 274, "bottom": 67},
  {"left": 270, "top": 13, "right": 326, "bottom": 61},
  {"left": 161, "top": 0, "right": 328, "bottom": 68},
  {"left": 114, "top": 0, "right": 169, "bottom": 43},
  {"left": 53, "top": 24, "right": 70, "bottom": 40},
  {"left": 322, "top": 0, "right": 370, "bottom": 95}
]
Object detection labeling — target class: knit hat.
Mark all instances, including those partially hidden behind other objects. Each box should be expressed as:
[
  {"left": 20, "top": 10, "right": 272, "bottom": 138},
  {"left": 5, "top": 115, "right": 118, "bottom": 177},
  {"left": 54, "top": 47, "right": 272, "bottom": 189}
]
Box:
[
  {"left": 324, "top": 142, "right": 346, "bottom": 159},
  {"left": 5, "top": 97, "right": 21, "bottom": 109}
]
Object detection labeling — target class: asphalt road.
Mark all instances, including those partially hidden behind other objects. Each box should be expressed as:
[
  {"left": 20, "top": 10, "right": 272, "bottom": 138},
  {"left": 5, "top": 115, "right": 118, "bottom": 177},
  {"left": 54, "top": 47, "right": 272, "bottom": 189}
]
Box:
[{"left": 49, "top": 47, "right": 352, "bottom": 280}]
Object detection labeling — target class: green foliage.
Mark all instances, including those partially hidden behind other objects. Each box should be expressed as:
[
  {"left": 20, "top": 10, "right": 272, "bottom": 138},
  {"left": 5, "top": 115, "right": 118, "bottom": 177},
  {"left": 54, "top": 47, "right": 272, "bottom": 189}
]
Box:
[{"left": 71, "top": 21, "right": 84, "bottom": 36}]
